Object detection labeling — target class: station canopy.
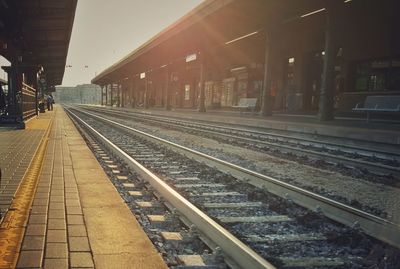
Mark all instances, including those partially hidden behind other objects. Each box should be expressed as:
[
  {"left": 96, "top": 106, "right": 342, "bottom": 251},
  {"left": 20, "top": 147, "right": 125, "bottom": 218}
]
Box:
[
  {"left": 0, "top": 0, "right": 77, "bottom": 86},
  {"left": 91, "top": 0, "right": 327, "bottom": 85}
]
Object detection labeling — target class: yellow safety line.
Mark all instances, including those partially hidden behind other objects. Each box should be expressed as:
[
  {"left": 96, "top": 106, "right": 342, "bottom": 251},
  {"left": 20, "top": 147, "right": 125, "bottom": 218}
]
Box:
[{"left": 0, "top": 113, "right": 54, "bottom": 268}]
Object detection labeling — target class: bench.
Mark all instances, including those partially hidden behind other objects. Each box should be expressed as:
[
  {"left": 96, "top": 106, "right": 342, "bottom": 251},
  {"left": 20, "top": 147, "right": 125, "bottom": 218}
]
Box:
[
  {"left": 232, "top": 98, "right": 258, "bottom": 113},
  {"left": 352, "top": 95, "right": 400, "bottom": 122}
]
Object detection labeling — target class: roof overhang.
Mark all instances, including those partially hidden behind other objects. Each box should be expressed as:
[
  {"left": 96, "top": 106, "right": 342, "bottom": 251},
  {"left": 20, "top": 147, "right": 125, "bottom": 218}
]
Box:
[
  {"left": 0, "top": 0, "right": 77, "bottom": 86},
  {"left": 92, "top": 0, "right": 236, "bottom": 85},
  {"left": 91, "top": 0, "right": 330, "bottom": 85}
]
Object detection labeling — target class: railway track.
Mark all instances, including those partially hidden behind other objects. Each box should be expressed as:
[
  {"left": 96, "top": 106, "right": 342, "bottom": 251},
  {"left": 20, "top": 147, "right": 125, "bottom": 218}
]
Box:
[
  {"left": 77, "top": 105, "right": 400, "bottom": 180},
  {"left": 65, "top": 105, "right": 400, "bottom": 269}
]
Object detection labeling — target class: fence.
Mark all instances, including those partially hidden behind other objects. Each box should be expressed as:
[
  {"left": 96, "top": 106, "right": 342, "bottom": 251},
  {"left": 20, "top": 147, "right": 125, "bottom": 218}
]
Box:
[{"left": 21, "top": 83, "right": 38, "bottom": 120}]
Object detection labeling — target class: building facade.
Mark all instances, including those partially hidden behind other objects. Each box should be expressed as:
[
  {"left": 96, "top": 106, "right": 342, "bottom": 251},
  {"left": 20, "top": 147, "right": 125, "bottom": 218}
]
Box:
[{"left": 54, "top": 84, "right": 102, "bottom": 104}]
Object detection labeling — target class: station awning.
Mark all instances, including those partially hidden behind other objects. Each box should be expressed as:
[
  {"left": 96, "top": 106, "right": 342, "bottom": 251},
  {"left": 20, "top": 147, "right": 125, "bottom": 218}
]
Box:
[
  {"left": 91, "top": 0, "right": 331, "bottom": 85},
  {"left": 0, "top": 0, "right": 77, "bottom": 86},
  {"left": 91, "top": 0, "right": 237, "bottom": 85}
]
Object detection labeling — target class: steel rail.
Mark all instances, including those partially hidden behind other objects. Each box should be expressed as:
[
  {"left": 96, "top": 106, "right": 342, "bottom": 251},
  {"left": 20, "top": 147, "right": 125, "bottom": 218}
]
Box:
[
  {"left": 80, "top": 105, "right": 400, "bottom": 161},
  {"left": 69, "top": 106, "right": 400, "bottom": 250},
  {"left": 65, "top": 107, "right": 276, "bottom": 269},
  {"left": 82, "top": 106, "right": 400, "bottom": 176}
]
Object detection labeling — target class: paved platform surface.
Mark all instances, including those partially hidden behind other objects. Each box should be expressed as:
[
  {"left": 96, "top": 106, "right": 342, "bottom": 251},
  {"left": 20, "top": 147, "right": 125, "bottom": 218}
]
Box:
[
  {"left": 1, "top": 106, "right": 167, "bottom": 269},
  {"left": 92, "top": 105, "right": 400, "bottom": 145},
  {"left": 0, "top": 114, "right": 52, "bottom": 214}
]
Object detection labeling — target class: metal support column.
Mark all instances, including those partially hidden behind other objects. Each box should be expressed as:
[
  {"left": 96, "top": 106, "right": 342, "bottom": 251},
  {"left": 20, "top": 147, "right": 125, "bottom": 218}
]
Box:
[
  {"left": 117, "top": 83, "right": 121, "bottom": 107},
  {"left": 144, "top": 76, "right": 148, "bottom": 109},
  {"left": 34, "top": 86, "right": 38, "bottom": 116},
  {"left": 110, "top": 83, "right": 113, "bottom": 107},
  {"left": 130, "top": 78, "right": 135, "bottom": 108},
  {"left": 318, "top": 1, "right": 339, "bottom": 121},
  {"left": 165, "top": 66, "right": 171, "bottom": 110},
  {"left": 121, "top": 84, "right": 125, "bottom": 107},
  {"left": 105, "top": 84, "right": 108, "bottom": 106},
  {"left": 260, "top": 30, "right": 273, "bottom": 116},
  {"left": 3, "top": 65, "right": 22, "bottom": 122},
  {"left": 101, "top": 85, "right": 104, "bottom": 106},
  {"left": 198, "top": 53, "right": 206, "bottom": 113}
]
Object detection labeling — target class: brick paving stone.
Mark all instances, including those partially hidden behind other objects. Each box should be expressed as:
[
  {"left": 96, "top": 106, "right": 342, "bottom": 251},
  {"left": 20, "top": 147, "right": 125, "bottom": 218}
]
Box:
[
  {"left": 67, "top": 215, "right": 84, "bottom": 225},
  {"left": 70, "top": 252, "right": 94, "bottom": 268},
  {"left": 25, "top": 224, "right": 46, "bottom": 236},
  {"left": 50, "top": 196, "right": 64, "bottom": 203},
  {"left": 66, "top": 200, "right": 81, "bottom": 207},
  {"left": 65, "top": 188, "right": 78, "bottom": 193},
  {"left": 35, "top": 193, "right": 50, "bottom": 199},
  {"left": 65, "top": 193, "right": 79, "bottom": 199},
  {"left": 16, "top": 250, "right": 43, "bottom": 268},
  {"left": 35, "top": 189, "right": 50, "bottom": 195},
  {"left": 21, "top": 236, "right": 45, "bottom": 250},
  {"left": 48, "top": 219, "right": 66, "bottom": 230},
  {"left": 48, "top": 209, "right": 65, "bottom": 219},
  {"left": 43, "top": 258, "right": 68, "bottom": 269},
  {"left": 51, "top": 190, "right": 64, "bottom": 196},
  {"left": 29, "top": 214, "right": 47, "bottom": 224},
  {"left": 45, "top": 243, "right": 68, "bottom": 258},
  {"left": 47, "top": 230, "right": 67, "bottom": 243},
  {"left": 69, "top": 237, "right": 91, "bottom": 252},
  {"left": 49, "top": 202, "right": 65, "bottom": 210},
  {"left": 31, "top": 205, "right": 48, "bottom": 214},
  {"left": 51, "top": 184, "right": 64, "bottom": 189},
  {"left": 68, "top": 225, "right": 87, "bottom": 237},
  {"left": 33, "top": 198, "right": 49, "bottom": 206},
  {"left": 38, "top": 183, "right": 51, "bottom": 187},
  {"left": 66, "top": 206, "right": 83, "bottom": 215}
]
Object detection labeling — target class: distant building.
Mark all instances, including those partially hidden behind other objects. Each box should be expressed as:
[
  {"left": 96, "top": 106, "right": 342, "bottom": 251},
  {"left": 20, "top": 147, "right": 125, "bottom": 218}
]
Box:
[{"left": 54, "top": 84, "right": 101, "bottom": 104}]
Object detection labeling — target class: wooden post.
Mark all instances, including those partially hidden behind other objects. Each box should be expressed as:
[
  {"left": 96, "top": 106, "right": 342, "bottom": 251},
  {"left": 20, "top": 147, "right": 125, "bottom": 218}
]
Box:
[
  {"left": 198, "top": 53, "right": 206, "bottom": 113},
  {"left": 318, "top": 1, "right": 339, "bottom": 121},
  {"left": 260, "top": 30, "right": 273, "bottom": 116}
]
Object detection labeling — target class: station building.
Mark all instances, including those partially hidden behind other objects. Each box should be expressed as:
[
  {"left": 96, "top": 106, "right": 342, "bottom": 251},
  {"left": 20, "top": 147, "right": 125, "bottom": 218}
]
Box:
[
  {"left": 92, "top": 0, "right": 400, "bottom": 120},
  {"left": 54, "top": 84, "right": 102, "bottom": 104}
]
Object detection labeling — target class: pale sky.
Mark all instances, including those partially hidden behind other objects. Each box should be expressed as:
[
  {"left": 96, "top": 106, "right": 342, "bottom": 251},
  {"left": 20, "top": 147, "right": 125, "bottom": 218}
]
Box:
[{"left": 61, "top": 0, "right": 203, "bottom": 86}]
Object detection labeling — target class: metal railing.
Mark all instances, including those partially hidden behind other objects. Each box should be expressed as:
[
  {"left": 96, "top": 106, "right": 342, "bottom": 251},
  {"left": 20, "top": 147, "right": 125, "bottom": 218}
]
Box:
[{"left": 21, "top": 83, "right": 38, "bottom": 121}]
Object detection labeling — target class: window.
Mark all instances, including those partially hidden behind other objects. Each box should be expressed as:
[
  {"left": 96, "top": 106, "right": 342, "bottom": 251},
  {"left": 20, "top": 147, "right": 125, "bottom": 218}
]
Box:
[
  {"left": 184, "top": 84, "right": 190, "bottom": 100},
  {"left": 286, "top": 57, "right": 295, "bottom": 89},
  {"left": 355, "top": 59, "right": 400, "bottom": 92}
]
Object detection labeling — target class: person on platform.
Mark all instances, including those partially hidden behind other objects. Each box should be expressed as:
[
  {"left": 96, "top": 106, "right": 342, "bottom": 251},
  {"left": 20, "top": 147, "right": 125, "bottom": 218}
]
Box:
[
  {"left": 45, "top": 95, "right": 50, "bottom": 111},
  {"left": 46, "top": 94, "right": 54, "bottom": 111}
]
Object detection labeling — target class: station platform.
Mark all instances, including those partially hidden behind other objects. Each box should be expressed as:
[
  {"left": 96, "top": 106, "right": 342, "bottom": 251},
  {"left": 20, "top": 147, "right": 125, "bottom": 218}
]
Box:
[
  {"left": 0, "top": 105, "right": 167, "bottom": 269},
  {"left": 96, "top": 106, "right": 400, "bottom": 145}
]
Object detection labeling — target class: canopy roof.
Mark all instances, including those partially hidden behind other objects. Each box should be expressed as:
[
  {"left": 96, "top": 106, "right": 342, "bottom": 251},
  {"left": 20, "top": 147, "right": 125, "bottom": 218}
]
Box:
[
  {"left": 91, "top": 0, "right": 326, "bottom": 85},
  {"left": 0, "top": 0, "right": 77, "bottom": 86}
]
